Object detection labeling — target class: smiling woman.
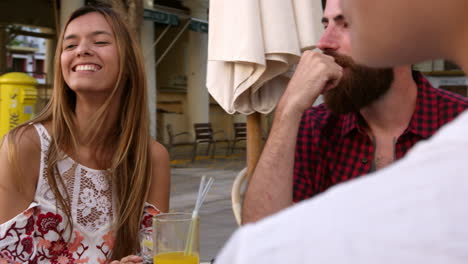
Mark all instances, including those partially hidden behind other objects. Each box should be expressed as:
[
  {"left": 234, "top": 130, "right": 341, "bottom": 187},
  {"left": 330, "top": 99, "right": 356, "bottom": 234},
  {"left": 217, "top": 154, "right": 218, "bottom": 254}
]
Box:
[
  {"left": 0, "top": 5, "right": 170, "bottom": 263},
  {"left": 61, "top": 12, "right": 119, "bottom": 96}
]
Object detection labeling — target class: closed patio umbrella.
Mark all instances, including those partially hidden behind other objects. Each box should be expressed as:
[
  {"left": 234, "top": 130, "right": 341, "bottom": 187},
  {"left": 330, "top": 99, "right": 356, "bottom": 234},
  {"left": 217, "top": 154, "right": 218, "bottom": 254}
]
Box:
[{"left": 206, "top": 0, "right": 324, "bottom": 178}]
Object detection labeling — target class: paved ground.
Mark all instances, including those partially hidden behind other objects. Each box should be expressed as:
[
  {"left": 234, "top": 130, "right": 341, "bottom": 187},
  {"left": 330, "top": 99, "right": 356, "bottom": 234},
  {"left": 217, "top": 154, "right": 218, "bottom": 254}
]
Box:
[{"left": 168, "top": 144, "right": 246, "bottom": 262}]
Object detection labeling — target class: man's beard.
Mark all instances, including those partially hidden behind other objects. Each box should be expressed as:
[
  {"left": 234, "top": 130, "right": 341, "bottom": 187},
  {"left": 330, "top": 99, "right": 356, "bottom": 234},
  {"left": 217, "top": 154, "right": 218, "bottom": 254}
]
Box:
[{"left": 323, "top": 51, "right": 394, "bottom": 115}]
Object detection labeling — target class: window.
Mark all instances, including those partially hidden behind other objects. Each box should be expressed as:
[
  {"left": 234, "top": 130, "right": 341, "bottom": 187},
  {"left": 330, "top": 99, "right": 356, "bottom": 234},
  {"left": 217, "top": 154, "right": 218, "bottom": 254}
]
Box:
[
  {"left": 12, "top": 58, "right": 26, "bottom": 72},
  {"left": 34, "top": 59, "right": 45, "bottom": 79}
]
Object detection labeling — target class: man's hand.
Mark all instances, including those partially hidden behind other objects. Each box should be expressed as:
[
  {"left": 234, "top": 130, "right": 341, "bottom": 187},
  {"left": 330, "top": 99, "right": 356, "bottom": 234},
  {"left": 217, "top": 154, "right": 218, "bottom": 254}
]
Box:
[
  {"left": 110, "top": 255, "right": 143, "bottom": 264},
  {"left": 242, "top": 51, "right": 342, "bottom": 224},
  {"left": 280, "top": 51, "right": 343, "bottom": 115}
]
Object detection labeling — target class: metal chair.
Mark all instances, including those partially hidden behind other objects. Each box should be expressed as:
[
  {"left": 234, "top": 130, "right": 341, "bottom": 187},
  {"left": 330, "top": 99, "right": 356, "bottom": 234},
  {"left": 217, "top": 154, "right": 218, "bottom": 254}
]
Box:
[
  {"left": 192, "top": 123, "right": 230, "bottom": 162},
  {"left": 166, "top": 124, "right": 191, "bottom": 156},
  {"left": 230, "top": 122, "right": 247, "bottom": 154}
]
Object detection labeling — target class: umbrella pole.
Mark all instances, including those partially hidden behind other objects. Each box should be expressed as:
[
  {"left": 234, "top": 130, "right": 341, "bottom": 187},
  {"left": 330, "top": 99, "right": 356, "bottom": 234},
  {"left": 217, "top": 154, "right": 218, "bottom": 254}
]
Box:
[{"left": 246, "top": 112, "right": 263, "bottom": 181}]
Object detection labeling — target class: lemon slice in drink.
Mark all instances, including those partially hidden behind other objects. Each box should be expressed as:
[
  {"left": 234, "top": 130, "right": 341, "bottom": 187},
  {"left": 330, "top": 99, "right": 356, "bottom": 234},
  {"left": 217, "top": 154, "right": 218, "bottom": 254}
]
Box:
[{"left": 142, "top": 239, "right": 153, "bottom": 250}]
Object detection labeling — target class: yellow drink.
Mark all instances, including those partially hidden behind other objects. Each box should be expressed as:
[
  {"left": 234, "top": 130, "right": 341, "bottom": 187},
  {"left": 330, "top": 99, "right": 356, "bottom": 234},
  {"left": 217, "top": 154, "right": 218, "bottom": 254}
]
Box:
[{"left": 153, "top": 251, "right": 199, "bottom": 264}]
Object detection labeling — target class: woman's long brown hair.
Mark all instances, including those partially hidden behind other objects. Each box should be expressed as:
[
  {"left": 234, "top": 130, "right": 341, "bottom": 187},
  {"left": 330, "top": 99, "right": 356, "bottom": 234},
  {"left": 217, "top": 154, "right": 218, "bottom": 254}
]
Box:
[{"left": 6, "top": 5, "right": 152, "bottom": 260}]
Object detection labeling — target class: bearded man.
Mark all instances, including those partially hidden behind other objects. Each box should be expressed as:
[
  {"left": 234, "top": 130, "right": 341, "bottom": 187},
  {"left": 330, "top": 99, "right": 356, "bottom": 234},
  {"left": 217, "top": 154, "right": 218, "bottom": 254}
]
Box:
[{"left": 241, "top": 0, "right": 468, "bottom": 224}]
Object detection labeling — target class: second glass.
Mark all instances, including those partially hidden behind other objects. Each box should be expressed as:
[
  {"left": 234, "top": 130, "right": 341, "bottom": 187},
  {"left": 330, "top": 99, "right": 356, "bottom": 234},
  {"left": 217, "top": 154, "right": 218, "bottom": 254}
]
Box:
[{"left": 153, "top": 212, "right": 200, "bottom": 264}]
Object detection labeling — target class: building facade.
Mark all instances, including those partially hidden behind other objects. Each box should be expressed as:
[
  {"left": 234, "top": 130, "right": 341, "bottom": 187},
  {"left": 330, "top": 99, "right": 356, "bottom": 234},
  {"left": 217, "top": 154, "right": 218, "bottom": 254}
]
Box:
[{"left": 0, "top": 0, "right": 251, "bottom": 148}]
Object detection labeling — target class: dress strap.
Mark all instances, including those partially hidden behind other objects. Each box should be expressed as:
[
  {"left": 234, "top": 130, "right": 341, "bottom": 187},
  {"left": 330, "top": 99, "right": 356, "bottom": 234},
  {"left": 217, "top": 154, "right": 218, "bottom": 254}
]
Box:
[
  {"left": 32, "top": 123, "right": 51, "bottom": 151},
  {"left": 31, "top": 123, "right": 51, "bottom": 203}
]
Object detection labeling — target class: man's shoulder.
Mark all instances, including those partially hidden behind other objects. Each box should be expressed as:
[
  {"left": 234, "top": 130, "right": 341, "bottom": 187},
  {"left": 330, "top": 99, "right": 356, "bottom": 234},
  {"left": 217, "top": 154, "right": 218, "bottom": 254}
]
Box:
[
  {"left": 429, "top": 88, "right": 468, "bottom": 122},
  {"left": 432, "top": 87, "right": 468, "bottom": 107},
  {"left": 416, "top": 71, "right": 468, "bottom": 110}
]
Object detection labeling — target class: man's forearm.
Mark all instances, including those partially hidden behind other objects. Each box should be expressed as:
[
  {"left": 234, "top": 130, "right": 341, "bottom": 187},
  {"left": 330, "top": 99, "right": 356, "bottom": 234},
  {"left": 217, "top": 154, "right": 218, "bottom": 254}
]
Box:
[
  {"left": 242, "top": 106, "right": 303, "bottom": 224},
  {"left": 242, "top": 51, "right": 342, "bottom": 224}
]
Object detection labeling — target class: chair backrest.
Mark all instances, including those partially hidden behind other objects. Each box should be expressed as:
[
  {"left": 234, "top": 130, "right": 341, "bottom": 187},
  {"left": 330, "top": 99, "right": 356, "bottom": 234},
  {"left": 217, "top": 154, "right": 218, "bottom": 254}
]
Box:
[
  {"left": 233, "top": 122, "right": 247, "bottom": 140},
  {"left": 231, "top": 167, "right": 248, "bottom": 226},
  {"left": 193, "top": 123, "right": 213, "bottom": 142},
  {"left": 166, "top": 124, "right": 175, "bottom": 145}
]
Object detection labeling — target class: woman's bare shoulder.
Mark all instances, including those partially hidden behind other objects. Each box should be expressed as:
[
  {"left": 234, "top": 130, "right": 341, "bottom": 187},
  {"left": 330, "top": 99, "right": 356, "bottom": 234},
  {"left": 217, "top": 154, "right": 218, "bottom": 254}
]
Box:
[
  {"left": 149, "top": 140, "right": 169, "bottom": 163},
  {"left": 2, "top": 124, "right": 42, "bottom": 159},
  {"left": 147, "top": 140, "right": 170, "bottom": 212},
  {"left": 0, "top": 124, "right": 42, "bottom": 222}
]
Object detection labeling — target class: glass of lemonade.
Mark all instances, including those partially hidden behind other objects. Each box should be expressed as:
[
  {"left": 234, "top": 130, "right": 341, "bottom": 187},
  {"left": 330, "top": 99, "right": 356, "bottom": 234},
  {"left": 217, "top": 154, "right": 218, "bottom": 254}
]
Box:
[{"left": 153, "top": 213, "right": 200, "bottom": 264}]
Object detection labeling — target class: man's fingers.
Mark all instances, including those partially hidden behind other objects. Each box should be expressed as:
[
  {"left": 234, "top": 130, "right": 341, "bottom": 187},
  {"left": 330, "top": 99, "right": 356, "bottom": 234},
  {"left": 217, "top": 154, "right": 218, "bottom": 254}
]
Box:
[
  {"left": 330, "top": 66, "right": 343, "bottom": 87},
  {"left": 319, "top": 53, "right": 336, "bottom": 62},
  {"left": 301, "top": 50, "right": 333, "bottom": 64},
  {"left": 322, "top": 65, "right": 343, "bottom": 93}
]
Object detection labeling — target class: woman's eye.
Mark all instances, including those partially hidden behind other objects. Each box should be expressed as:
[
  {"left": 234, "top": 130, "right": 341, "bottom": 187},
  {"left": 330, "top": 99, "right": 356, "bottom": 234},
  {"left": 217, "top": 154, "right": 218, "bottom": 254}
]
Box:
[
  {"left": 95, "top": 41, "right": 109, "bottom": 45},
  {"left": 64, "top": 44, "right": 76, "bottom": 50}
]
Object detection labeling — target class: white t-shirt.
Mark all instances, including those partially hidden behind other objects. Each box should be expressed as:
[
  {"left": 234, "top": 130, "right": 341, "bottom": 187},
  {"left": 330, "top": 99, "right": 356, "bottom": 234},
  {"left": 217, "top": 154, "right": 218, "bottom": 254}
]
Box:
[{"left": 215, "top": 110, "right": 468, "bottom": 264}]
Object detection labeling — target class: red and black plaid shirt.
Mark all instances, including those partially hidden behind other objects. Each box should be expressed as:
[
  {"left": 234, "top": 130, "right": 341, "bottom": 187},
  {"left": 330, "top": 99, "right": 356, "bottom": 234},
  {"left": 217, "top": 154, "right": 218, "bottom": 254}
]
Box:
[{"left": 293, "top": 71, "right": 468, "bottom": 202}]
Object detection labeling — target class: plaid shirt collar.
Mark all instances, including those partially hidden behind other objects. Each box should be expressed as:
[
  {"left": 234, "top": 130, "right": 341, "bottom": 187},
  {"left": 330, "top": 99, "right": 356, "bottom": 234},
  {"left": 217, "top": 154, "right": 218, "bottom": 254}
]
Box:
[
  {"left": 340, "top": 71, "right": 438, "bottom": 139},
  {"left": 341, "top": 112, "right": 359, "bottom": 137}
]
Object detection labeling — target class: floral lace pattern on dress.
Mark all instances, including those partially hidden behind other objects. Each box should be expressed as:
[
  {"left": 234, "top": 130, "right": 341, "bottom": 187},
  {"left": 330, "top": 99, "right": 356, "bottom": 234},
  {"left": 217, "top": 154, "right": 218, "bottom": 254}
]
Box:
[
  {"left": 35, "top": 128, "right": 114, "bottom": 234},
  {"left": 0, "top": 203, "right": 159, "bottom": 263}
]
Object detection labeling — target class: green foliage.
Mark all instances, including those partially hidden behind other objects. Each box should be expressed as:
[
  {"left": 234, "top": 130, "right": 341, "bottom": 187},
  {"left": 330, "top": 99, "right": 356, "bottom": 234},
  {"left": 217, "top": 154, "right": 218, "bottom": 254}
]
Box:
[{"left": 6, "top": 25, "right": 24, "bottom": 46}]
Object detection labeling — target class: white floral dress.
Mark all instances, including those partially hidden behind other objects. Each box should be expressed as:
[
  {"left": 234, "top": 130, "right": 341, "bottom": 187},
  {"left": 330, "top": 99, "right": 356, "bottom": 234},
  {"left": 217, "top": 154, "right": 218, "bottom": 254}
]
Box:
[{"left": 0, "top": 123, "right": 160, "bottom": 263}]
